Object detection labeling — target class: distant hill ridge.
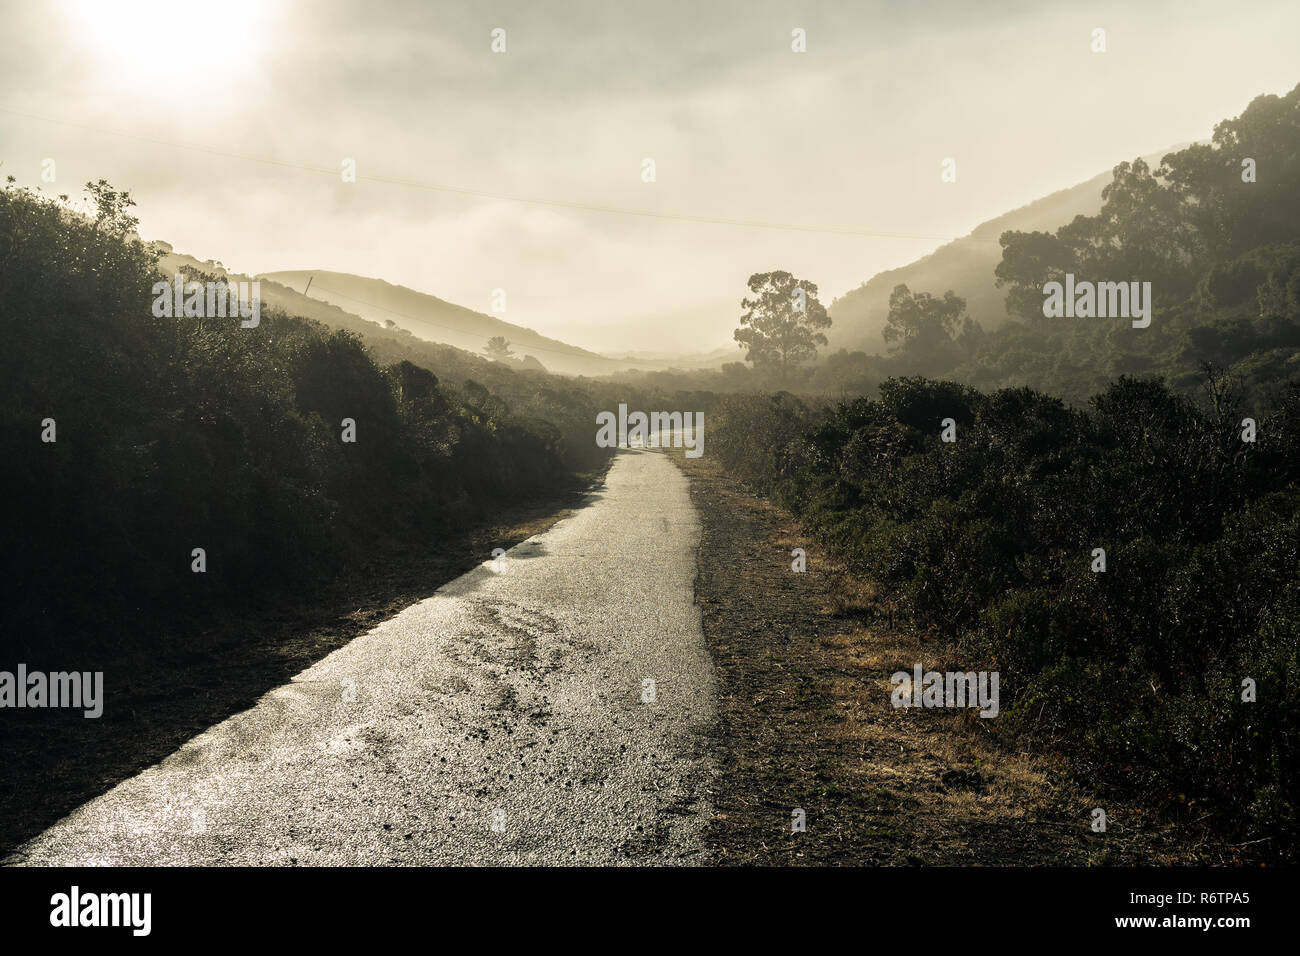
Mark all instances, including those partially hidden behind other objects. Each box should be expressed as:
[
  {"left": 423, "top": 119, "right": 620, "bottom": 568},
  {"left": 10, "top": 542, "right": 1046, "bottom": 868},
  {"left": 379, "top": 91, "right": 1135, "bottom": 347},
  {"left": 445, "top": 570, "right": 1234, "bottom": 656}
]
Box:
[
  {"left": 828, "top": 145, "right": 1191, "bottom": 353},
  {"left": 156, "top": 144, "right": 1193, "bottom": 373},
  {"left": 262, "top": 270, "right": 622, "bottom": 376}
]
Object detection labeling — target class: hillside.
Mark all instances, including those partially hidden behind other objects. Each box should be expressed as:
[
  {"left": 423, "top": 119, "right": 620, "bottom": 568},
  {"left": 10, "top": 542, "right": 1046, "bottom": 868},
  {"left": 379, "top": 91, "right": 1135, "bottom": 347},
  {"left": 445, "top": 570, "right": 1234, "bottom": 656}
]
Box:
[
  {"left": 263, "top": 270, "right": 639, "bottom": 378},
  {"left": 1, "top": 179, "right": 616, "bottom": 656},
  {"left": 829, "top": 146, "right": 1188, "bottom": 353},
  {"left": 156, "top": 248, "right": 545, "bottom": 381}
]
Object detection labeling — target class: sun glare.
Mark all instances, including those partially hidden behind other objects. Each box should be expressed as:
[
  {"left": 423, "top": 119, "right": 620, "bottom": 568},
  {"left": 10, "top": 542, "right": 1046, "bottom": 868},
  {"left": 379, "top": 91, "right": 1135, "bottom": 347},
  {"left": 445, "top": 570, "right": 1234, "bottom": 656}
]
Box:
[{"left": 65, "top": 0, "right": 272, "bottom": 94}]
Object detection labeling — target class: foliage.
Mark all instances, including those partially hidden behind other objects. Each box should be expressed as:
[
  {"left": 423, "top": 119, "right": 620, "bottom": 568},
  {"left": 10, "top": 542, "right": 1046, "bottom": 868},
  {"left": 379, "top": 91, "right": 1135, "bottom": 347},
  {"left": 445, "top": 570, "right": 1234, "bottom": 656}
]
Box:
[
  {"left": 0, "top": 179, "right": 600, "bottom": 648},
  {"left": 712, "top": 374, "right": 1300, "bottom": 854},
  {"left": 484, "top": 335, "right": 512, "bottom": 361},
  {"left": 734, "top": 271, "right": 831, "bottom": 381}
]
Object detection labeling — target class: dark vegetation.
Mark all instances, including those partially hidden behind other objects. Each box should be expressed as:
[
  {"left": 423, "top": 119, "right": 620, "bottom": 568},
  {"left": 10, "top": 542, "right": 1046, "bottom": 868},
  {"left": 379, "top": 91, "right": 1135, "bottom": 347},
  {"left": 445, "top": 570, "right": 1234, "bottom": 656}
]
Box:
[
  {"left": 630, "top": 86, "right": 1300, "bottom": 410},
  {"left": 709, "top": 86, "right": 1300, "bottom": 858},
  {"left": 679, "top": 451, "right": 1201, "bottom": 865},
  {"left": 0, "top": 177, "right": 610, "bottom": 661}
]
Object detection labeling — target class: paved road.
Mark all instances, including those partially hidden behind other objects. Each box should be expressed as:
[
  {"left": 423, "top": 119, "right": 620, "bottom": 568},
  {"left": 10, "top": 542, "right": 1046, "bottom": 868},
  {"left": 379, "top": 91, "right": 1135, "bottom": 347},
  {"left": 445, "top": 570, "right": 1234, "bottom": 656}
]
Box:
[{"left": 9, "top": 449, "right": 716, "bottom": 865}]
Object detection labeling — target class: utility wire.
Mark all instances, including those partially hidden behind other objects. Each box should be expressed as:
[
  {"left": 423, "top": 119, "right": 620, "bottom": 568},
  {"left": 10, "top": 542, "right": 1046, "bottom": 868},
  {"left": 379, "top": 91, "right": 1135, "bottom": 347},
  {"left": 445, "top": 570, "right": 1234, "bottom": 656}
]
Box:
[
  {"left": 6, "top": 103, "right": 966, "bottom": 371},
  {"left": 0, "top": 104, "right": 1000, "bottom": 243}
]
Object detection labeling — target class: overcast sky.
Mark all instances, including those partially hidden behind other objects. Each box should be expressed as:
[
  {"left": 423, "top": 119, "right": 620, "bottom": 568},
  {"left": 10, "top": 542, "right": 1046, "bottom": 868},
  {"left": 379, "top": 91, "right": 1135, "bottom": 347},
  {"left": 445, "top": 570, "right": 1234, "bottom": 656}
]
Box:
[{"left": 3, "top": 0, "right": 1298, "bottom": 352}]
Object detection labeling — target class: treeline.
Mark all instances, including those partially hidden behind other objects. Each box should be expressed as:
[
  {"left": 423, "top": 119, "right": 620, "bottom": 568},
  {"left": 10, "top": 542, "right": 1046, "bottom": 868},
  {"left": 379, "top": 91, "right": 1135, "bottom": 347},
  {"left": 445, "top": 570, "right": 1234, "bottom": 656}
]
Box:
[
  {"left": 0, "top": 179, "right": 607, "bottom": 653},
  {"left": 620, "top": 85, "right": 1300, "bottom": 409},
  {"left": 712, "top": 376, "right": 1299, "bottom": 855},
  {"left": 243, "top": 270, "right": 620, "bottom": 471},
  {"left": 697, "top": 84, "right": 1300, "bottom": 856}
]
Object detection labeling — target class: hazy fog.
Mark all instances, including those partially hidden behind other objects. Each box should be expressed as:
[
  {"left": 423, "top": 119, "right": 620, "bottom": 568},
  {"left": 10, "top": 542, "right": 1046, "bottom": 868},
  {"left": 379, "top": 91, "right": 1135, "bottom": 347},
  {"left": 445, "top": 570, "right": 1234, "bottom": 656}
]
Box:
[{"left": 2, "top": 0, "right": 1298, "bottom": 352}]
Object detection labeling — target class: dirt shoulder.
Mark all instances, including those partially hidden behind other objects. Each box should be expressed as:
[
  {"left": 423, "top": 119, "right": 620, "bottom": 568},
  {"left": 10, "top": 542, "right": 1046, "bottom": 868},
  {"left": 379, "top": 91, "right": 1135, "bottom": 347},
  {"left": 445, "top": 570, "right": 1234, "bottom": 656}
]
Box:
[{"left": 674, "top": 453, "right": 1217, "bottom": 866}]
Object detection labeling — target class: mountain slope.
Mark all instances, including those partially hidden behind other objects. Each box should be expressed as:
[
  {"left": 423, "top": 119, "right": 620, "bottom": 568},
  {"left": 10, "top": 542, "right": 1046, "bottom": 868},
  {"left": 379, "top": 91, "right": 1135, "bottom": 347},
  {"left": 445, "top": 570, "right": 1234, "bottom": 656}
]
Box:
[
  {"left": 829, "top": 146, "right": 1189, "bottom": 353},
  {"left": 264, "top": 270, "right": 624, "bottom": 377}
]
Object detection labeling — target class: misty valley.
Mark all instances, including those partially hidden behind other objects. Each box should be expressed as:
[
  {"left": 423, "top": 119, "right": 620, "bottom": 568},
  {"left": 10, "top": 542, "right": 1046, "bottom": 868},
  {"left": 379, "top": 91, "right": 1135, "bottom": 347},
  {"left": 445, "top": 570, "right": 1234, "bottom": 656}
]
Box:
[{"left": 0, "top": 2, "right": 1295, "bottom": 937}]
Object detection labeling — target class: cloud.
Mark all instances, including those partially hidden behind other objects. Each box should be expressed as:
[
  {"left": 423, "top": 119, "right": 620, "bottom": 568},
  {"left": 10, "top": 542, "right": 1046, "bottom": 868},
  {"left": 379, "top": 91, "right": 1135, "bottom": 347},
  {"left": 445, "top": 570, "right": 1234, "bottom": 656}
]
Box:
[{"left": 4, "top": 0, "right": 1299, "bottom": 352}]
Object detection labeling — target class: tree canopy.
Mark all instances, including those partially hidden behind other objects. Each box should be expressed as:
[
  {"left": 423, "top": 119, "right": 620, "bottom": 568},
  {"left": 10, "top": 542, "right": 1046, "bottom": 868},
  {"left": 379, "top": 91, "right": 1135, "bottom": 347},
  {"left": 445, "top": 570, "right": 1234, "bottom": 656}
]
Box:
[{"left": 734, "top": 270, "right": 832, "bottom": 381}]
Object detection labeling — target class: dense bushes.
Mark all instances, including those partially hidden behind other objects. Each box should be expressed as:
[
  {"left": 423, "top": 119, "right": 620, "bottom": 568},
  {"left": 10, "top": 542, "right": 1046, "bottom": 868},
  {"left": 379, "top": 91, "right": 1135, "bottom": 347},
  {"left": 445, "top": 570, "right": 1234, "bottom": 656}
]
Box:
[
  {"left": 702, "top": 89, "right": 1300, "bottom": 854},
  {"left": 713, "top": 375, "right": 1300, "bottom": 854},
  {"left": 0, "top": 180, "right": 601, "bottom": 647}
]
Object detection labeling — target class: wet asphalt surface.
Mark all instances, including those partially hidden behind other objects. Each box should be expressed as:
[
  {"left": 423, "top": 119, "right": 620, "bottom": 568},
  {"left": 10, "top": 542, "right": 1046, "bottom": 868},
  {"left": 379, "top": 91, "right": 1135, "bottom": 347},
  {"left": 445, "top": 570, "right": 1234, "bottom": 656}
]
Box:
[{"left": 7, "top": 449, "right": 717, "bottom": 865}]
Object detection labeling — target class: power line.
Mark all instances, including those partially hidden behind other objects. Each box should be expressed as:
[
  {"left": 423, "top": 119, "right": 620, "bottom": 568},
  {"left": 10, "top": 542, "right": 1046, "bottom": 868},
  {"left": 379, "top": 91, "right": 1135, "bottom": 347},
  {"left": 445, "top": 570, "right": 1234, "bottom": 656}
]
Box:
[
  {"left": 5, "top": 103, "right": 957, "bottom": 371},
  {"left": 0, "top": 104, "right": 999, "bottom": 243}
]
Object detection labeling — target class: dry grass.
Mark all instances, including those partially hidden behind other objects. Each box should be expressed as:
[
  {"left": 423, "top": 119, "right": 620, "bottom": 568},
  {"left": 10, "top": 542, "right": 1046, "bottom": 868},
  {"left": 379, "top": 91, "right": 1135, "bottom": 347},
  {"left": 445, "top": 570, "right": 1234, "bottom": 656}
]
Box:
[{"left": 673, "top": 452, "right": 1214, "bottom": 866}]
